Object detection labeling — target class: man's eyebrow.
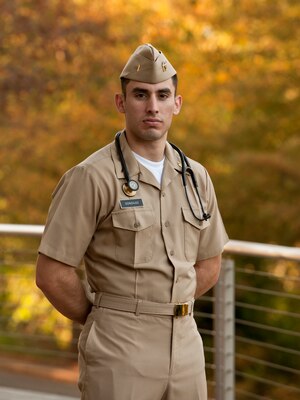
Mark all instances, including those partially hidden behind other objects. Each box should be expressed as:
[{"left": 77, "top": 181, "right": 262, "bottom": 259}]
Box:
[
  {"left": 131, "top": 87, "right": 172, "bottom": 94},
  {"left": 132, "top": 87, "right": 149, "bottom": 94},
  {"left": 158, "top": 88, "right": 172, "bottom": 94}
]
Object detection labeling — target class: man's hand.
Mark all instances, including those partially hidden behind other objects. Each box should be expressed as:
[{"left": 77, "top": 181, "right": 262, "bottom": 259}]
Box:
[{"left": 36, "top": 254, "right": 92, "bottom": 325}]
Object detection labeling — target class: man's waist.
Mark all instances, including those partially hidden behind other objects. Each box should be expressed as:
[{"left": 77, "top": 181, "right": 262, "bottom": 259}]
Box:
[{"left": 93, "top": 292, "right": 194, "bottom": 317}]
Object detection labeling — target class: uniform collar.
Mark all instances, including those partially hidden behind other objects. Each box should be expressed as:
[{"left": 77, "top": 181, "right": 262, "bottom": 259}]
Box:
[
  {"left": 165, "top": 141, "right": 182, "bottom": 170},
  {"left": 162, "top": 141, "right": 182, "bottom": 188},
  {"left": 111, "top": 130, "right": 181, "bottom": 188}
]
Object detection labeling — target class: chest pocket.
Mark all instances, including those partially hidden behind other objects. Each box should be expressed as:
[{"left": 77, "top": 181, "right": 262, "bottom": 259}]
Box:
[
  {"left": 182, "top": 207, "right": 210, "bottom": 262},
  {"left": 111, "top": 208, "right": 154, "bottom": 265}
]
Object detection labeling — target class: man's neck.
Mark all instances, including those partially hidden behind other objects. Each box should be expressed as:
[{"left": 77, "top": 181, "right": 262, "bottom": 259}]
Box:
[
  {"left": 131, "top": 147, "right": 165, "bottom": 162},
  {"left": 125, "top": 135, "right": 166, "bottom": 162}
]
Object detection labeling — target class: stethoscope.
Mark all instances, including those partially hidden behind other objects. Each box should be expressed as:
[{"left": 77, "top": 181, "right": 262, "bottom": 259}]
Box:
[{"left": 115, "top": 132, "right": 211, "bottom": 222}]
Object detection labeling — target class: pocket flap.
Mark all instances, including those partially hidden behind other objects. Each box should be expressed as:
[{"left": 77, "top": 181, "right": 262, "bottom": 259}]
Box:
[
  {"left": 181, "top": 207, "right": 210, "bottom": 230},
  {"left": 112, "top": 208, "right": 154, "bottom": 231}
]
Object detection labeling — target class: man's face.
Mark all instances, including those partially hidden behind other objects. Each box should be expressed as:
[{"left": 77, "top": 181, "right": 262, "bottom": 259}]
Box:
[{"left": 115, "top": 78, "right": 182, "bottom": 145}]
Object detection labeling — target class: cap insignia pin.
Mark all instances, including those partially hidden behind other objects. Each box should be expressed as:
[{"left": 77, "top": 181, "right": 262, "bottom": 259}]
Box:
[
  {"left": 136, "top": 64, "right": 141, "bottom": 72},
  {"left": 162, "top": 62, "right": 167, "bottom": 72}
]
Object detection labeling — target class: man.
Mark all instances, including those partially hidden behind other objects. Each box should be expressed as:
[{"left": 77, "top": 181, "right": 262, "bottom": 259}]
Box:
[{"left": 36, "top": 44, "right": 228, "bottom": 400}]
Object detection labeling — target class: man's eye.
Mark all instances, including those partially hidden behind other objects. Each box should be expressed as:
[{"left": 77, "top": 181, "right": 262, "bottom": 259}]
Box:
[
  {"left": 159, "top": 93, "right": 170, "bottom": 100},
  {"left": 135, "top": 93, "right": 146, "bottom": 99}
]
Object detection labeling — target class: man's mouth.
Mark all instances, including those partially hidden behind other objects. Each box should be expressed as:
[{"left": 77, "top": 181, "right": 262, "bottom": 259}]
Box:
[{"left": 143, "top": 118, "right": 162, "bottom": 126}]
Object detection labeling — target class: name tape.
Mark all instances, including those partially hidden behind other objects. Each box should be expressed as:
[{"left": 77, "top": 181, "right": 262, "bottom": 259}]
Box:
[{"left": 120, "top": 199, "right": 144, "bottom": 209}]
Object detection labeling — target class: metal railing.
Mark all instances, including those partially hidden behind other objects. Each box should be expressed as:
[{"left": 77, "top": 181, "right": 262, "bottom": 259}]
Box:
[
  {"left": 198, "top": 239, "right": 300, "bottom": 400},
  {"left": 0, "top": 224, "right": 300, "bottom": 400}
]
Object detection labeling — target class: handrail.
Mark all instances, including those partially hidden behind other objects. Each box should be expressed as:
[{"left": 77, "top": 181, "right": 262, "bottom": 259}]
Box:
[
  {"left": 1, "top": 223, "right": 300, "bottom": 261},
  {"left": 224, "top": 239, "right": 300, "bottom": 262},
  {"left": 0, "top": 223, "right": 44, "bottom": 237}
]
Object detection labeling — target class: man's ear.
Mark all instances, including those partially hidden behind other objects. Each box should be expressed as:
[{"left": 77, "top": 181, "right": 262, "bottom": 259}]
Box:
[
  {"left": 115, "top": 93, "right": 126, "bottom": 113},
  {"left": 173, "top": 95, "right": 182, "bottom": 115}
]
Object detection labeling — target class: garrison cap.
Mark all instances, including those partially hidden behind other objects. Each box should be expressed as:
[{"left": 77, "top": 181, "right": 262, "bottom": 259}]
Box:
[{"left": 120, "top": 43, "right": 177, "bottom": 84}]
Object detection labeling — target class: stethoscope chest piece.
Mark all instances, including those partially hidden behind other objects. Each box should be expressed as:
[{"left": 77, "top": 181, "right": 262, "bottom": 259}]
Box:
[{"left": 122, "top": 180, "right": 139, "bottom": 197}]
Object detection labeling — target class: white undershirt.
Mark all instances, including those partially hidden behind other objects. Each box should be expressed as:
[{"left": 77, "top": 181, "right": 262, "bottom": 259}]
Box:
[{"left": 132, "top": 151, "right": 165, "bottom": 185}]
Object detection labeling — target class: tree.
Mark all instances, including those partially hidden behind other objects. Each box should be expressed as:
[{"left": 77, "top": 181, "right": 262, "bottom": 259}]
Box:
[{"left": 1, "top": 0, "right": 299, "bottom": 240}]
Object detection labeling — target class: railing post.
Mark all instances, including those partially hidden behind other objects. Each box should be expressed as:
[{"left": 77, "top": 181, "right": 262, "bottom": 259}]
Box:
[{"left": 214, "top": 258, "right": 235, "bottom": 400}]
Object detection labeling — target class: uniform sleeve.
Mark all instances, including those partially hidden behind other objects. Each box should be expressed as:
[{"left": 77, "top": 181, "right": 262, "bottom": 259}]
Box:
[
  {"left": 196, "top": 169, "right": 229, "bottom": 260},
  {"left": 38, "top": 165, "right": 101, "bottom": 267}
]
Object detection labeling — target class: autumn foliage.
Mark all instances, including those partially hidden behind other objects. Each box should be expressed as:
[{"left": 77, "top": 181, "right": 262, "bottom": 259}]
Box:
[{"left": 1, "top": 0, "right": 300, "bottom": 246}]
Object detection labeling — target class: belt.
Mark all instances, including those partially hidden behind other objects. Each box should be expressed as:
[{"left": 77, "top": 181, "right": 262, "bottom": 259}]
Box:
[{"left": 93, "top": 292, "right": 194, "bottom": 317}]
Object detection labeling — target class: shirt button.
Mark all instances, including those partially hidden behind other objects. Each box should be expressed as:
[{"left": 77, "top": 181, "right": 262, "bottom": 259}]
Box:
[
  {"left": 134, "top": 222, "right": 140, "bottom": 228},
  {"left": 161, "top": 192, "right": 166, "bottom": 197},
  {"left": 165, "top": 221, "right": 170, "bottom": 227},
  {"left": 170, "top": 250, "right": 174, "bottom": 256}
]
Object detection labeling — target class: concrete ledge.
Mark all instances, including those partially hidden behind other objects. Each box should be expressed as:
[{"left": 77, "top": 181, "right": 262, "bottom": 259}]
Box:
[
  {"left": 0, "top": 356, "right": 80, "bottom": 398},
  {"left": 0, "top": 387, "right": 79, "bottom": 400}
]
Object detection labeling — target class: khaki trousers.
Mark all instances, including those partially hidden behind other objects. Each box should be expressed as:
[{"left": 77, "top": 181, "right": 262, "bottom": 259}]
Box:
[{"left": 78, "top": 307, "right": 207, "bottom": 400}]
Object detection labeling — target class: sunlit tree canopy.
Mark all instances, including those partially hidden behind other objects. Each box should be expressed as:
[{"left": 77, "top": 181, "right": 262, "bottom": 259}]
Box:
[{"left": 1, "top": 0, "right": 300, "bottom": 245}]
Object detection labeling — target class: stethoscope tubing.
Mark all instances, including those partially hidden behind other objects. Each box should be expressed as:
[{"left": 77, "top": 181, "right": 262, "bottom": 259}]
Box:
[
  {"left": 115, "top": 132, "right": 211, "bottom": 222},
  {"left": 170, "top": 143, "right": 211, "bottom": 222}
]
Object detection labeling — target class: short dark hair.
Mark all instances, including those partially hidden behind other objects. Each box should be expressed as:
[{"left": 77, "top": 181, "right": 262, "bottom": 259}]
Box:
[{"left": 120, "top": 74, "right": 178, "bottom": 97}]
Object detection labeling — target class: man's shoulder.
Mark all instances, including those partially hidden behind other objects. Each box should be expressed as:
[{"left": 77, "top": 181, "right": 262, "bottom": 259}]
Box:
[
  {"left": 186, "top": 156, "right": 207, "bottom": 175},
  {"left": 61, "top": 140, "right": 115, "bottom": 184},
  {"left": 79, "top": 141, "right": 114, "bottom": 169}
]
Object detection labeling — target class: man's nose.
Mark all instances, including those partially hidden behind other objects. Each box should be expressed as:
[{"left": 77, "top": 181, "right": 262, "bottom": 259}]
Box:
[{"left": 146, "top": 95, "right": 159, "bottom": 114}]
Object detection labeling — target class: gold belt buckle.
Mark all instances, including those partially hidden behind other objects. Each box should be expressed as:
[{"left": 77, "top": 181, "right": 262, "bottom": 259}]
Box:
[{"left": 174, "top": 303, "right": 189, "bottom": 317}]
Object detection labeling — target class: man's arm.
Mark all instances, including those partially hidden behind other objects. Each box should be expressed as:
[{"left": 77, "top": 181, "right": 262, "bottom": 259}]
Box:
[
  {"left": 194, "top": 254, "right": 222, "bottom": 299},
  {"left": 36, "top": 254, "right": 92, "bottom": 325}
]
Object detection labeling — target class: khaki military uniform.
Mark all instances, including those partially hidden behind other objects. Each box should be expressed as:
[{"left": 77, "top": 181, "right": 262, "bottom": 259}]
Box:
[{"left": 39, "top": 132, "right": 228, "bottom": 400}]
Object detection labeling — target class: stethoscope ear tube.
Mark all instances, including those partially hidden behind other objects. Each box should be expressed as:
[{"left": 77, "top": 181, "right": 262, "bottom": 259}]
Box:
[
  {"left": 170, "top": 143, "right": 211, "bottom": 222},
  {"left": 115, "top": 132, "right": 130, "bottom": 184},
  {"left": 116, "top": 132, "right": 139, "bottom": 197}
]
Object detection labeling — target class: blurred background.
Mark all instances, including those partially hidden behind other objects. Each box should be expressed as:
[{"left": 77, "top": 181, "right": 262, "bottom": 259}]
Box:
[{"left": 0, "top": 0, "right": 299, "bottom": 399}]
